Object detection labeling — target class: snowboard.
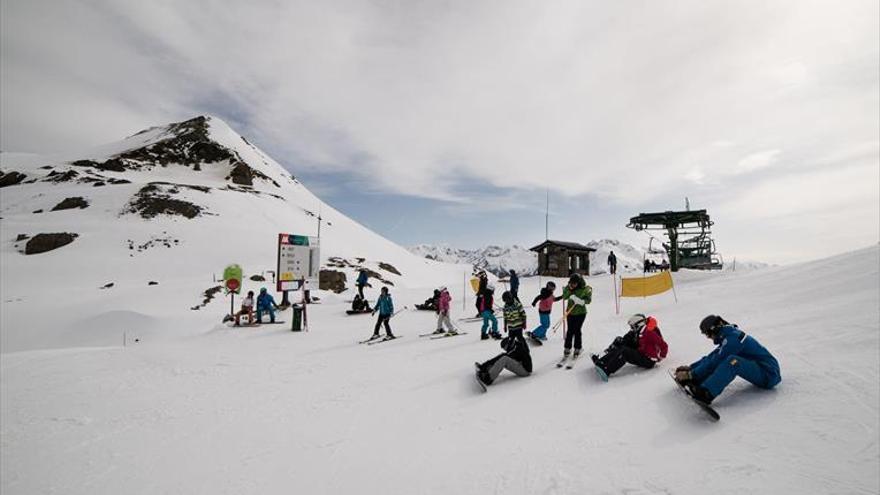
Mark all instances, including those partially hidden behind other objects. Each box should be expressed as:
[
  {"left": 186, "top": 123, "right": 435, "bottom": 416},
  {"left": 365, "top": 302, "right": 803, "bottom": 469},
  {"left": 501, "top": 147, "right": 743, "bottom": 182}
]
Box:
[
  {"left": 525, "top": 331, "right": 544, "bottom": 346},
  {"left": 594, "top": 365, "right": 609, "bottom": 382},
  {"left": 474, "top": 362, "right": 488, "bottom": 393},
  {"left": 346, "top": 309, "right": 373, "bottom": 315},
  {"left": 667, "top": 370, "right": 720, "bottom": 421}
]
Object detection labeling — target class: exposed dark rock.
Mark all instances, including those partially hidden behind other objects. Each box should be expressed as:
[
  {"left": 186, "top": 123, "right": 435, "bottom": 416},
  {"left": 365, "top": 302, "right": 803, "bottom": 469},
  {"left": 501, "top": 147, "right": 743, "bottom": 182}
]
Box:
[
  {"left": 250, "top": 275, "right": 266, "bottom": 282},
  {"left": 378, "top": 262, "right": 401, "bottom": 276},
  {"left": 228, "top": 162, "right": 254, "bottom": 186},
  {"left": 51, "top": 197, "right": 89, "bottom": 211},
  {"left": 93, "top": 182, "right": 106, "bottom": 187},
  {"left": 32, "top": 209, "right": 43, "bottom": 214},
  {"left": 15, "top": 234, "right": 29, "bottom": 241},
  {"left": 319, "top": 270, "right": 347, "bottom": 293},
  {"left": 148, "top": 281, "right": 159, "bottom": 286},
  {"left": 100, "top": 282, "right": 114, "bottom": 289},
  {"left": 123, "top": 183, "right": 204, "bottom": 219},
  {"left": 191, "top": 285, "right": 223, "bottom": 310},
  {"left": 44, "top": 170, "right": 79, "bottom": 183},
  {"left": 0, "top": 171, "right": 27, "bottom": 187},
  {"left": 24, "top": 232, "right": 78, "bottom": 254}
]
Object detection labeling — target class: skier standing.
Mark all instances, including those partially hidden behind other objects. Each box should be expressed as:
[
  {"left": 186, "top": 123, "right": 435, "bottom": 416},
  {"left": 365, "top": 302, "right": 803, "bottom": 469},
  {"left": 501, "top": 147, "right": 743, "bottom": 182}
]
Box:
[
  {"left": 592, "top": 314, "right": 668, "bottom": 379},
  {"left": 370, "top": 287, "right": 396, "bottom": 339},
  {"left": 474, "top": 270, "right": 488, "bottom": 317},
  {"left": 527, "top": 281, "right": 556, "bottom": 341},
  {"left": 255, "top": 287, "right": 280, "bottom": 323},
  {"left": 674, "top": 315, "right": 781, "bottom": 404},
  {"left": 478, "top": 285, "right": 500, "bottom": 340},
  {"left": 607, "top": 251, "right": 617, "bottom": 275},
  {"left": 556, "top": 274, "right": 592, "bottom": 362},
  {"left": 433, "top": 287, "right": 456, "bottom": 335},
  {"left": 356, "top": 269, "right": 371, "bottom": 299},
  {"left": 508, "top": 269, "right": 520, "bottom": 301}
]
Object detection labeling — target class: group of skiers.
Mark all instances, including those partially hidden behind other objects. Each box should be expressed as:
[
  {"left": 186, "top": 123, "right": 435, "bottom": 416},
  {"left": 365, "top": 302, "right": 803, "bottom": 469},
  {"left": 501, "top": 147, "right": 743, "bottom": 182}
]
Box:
[{"left": 352, "top": 266, "right": 782, "bottom": 407}]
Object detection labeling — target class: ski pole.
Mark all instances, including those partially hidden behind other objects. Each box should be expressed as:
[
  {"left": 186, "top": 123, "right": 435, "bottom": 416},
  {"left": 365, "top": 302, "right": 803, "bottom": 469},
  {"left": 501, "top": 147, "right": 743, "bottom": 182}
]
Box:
[{"left": 551, "top": 304, "right": 575, "bottom": 335}]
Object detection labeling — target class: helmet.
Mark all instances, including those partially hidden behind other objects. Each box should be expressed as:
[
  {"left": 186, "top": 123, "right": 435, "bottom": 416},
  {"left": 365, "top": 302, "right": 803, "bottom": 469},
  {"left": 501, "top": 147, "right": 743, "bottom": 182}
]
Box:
[
  {"left": 501, "top": 291, "right": 514, "bottom": 305},
  {"left": 627, "top": 314, "right": 647, "bottom": 331},
  {"left": 547, "top": 281, "right": 556, "bottom": 288},
  {"left": 568, "top": 274, "right": 581, "bottom": 286},
  {"left": 260, "top": 287, "right": 267, "bottom": 293},
  {"left": 699, "top": 315, "right": 724, "bottom": 336},
  {"left": 486, "top": 284, "right": 495, "bottom": 292}
]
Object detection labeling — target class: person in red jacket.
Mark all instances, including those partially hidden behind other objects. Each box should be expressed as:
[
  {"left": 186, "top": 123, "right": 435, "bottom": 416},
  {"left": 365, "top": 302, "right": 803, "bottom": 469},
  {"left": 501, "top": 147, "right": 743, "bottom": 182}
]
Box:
[{"left": 591, "top": 314, "right": 668, "bottom": 380}]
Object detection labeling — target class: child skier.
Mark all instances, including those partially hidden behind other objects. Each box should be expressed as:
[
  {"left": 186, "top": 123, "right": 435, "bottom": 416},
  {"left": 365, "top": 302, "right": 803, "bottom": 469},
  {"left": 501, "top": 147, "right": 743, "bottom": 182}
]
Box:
[
  {"left": 256, "top": 287, "right": 280, "bottom": 323},
  {"left": 501, "top": 291, "right": 526, "bottom": 337},
  {"left": 592, "top": 314, "right": 668, "bottom": 380},
  {"left": 556, "top": 274, "right": 592, "bottom": 362},
  {"left": 370, "top": 287, "right": 396, "bottom": 339},
  {"left": 527, "top": 281, "right": 556, "bottom": 342},
  {"left": 475, "top": 314, "right": 532, "bottom": 387},
  {"left": 432, "top": 287, "right": 456, "bottom": 335},
  {"left": 477, "top": 284, "right": 500, "bottom": 340},
  {"left": 508, "top": 269, "right": 520, "bottom": 301},
  {"left": 234, "top": 290, "right": 256, "bottom": 326},
  {"left": 674, "top": 315, "right": 781, "bottom": 404}
]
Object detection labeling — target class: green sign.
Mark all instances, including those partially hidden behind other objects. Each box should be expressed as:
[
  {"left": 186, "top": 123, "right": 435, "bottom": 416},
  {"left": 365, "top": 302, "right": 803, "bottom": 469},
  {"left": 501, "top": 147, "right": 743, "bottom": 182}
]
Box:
[{"left": 223, "top": 264, "right": 243, "bottom": 294}]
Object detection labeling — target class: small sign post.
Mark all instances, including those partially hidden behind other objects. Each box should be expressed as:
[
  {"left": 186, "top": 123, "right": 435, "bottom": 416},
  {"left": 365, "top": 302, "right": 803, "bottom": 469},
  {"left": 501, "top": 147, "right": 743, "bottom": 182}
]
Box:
[{"left": 223, "top": 264, "right": 243, "bottom": 320}]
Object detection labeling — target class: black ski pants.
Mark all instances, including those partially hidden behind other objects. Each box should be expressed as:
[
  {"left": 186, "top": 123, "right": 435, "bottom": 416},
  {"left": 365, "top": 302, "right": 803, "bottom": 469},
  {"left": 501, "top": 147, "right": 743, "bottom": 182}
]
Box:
[
  {"left": 373, "top": 314, "right": 392, "bottom": 336},
  {"left": 564, "top": 313, "right": 586, "bottom": 351},
  {"left": 597, "top": 344, "right": 655, "bottom": 375}
]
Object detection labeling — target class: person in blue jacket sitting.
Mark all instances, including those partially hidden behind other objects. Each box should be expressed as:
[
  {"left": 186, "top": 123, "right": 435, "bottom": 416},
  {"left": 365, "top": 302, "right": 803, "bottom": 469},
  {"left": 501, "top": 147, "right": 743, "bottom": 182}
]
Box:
[
  {"left": 674, "top": 314, "right": 781, "bottom": 404},
  {"left": 256, "top": 287, "right": 280, "bottom": 323}
]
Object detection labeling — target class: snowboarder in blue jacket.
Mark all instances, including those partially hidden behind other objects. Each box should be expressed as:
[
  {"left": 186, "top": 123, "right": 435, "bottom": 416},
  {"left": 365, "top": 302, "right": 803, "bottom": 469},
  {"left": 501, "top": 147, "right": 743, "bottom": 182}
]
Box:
[
  {"left": 674, "top": 315, "right": 781, "bottom": 404},
  {"left": 370, "top": 287, "right": 396, "bottom": 339},
  {"left": 256, "top": 287, "right": 280, "bottom": 323}
]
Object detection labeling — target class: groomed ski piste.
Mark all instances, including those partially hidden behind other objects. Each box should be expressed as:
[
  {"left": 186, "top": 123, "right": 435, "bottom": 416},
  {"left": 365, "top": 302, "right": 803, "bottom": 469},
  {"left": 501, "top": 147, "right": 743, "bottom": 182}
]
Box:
[{"left": 2, "top": 245, "right": 878, "bottom": 494}]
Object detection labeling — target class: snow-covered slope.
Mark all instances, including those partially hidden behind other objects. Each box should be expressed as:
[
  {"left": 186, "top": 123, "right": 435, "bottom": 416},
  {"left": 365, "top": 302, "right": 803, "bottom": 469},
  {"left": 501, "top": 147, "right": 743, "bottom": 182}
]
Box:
[
  {"left": 408, "top": 244, "right": 538, "bottom": 276},
  {"left": 0, "top": 116, "right": 468, "bottom": 352},
  {"left": 2, "top": 245, "right": 877, "bottom": 494}
]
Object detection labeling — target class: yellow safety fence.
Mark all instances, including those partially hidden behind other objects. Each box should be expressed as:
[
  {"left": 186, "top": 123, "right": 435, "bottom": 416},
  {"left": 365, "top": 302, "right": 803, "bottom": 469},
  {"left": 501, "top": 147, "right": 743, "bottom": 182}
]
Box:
[{"left": 620, "top": 271, "right": 675, "bottom": 298}]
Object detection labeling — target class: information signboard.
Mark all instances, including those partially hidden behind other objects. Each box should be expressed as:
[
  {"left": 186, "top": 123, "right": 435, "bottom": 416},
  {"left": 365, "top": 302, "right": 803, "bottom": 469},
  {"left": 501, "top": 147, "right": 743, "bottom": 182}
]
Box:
[{"left": 276, "top": 234, "right": 320, "bottom": 292}]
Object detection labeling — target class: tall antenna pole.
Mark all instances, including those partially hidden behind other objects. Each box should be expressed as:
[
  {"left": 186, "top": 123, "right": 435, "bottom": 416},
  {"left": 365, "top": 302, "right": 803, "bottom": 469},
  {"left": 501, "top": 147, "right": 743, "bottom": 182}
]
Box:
[
  {"left": 545, "top": 188, "right": 549, "bottom": 240},
  {"left": 317, "top": 205, "right": 323, "bottom": 239}
]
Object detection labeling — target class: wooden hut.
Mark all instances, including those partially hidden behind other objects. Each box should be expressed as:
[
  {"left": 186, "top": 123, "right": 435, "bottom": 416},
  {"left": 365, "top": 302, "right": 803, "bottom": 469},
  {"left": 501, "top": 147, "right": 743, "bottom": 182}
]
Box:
[{"left": 529, "top": 240, "right": 596, "bottom": 277}]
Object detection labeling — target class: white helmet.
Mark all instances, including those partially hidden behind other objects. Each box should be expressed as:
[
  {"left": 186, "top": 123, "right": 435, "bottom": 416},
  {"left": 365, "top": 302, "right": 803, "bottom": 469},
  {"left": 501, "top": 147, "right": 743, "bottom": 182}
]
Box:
[
  {"left": 627, "top": 314, "right": 647, "bottom": 331},
  {"left": 486, "top": 284, "right": 495, "bottom": 292}
]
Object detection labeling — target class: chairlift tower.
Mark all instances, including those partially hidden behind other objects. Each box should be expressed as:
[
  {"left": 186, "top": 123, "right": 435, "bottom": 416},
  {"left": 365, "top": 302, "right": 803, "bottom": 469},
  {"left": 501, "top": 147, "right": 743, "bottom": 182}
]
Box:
[{"left": 626, "top": 209, "right": 723, "bottom": 272}]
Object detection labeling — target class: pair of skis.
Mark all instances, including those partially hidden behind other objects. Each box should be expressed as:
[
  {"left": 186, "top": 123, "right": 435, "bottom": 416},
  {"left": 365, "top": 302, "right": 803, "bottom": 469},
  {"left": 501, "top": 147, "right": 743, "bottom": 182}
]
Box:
[
  {"left": 358, "top": 334, "right": 402, "bottom": 345},
  {"left": 418, "top": 331, "right": 468, "bottom": 340},
  {"left": 556, "top": 352, "right": 583, "bottom": 370}
]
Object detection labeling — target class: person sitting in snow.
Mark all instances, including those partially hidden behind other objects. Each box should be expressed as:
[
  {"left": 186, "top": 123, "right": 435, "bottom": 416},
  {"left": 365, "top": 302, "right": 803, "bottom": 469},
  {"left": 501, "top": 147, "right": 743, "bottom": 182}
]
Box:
[
  {"left": 528, "top": 281, "right": 556, "bottom": 342},
  {"left": 370, "top": 286, "right": 396, "bottom": 339},
  {"left": 234, "top": 290, "right": 256, "bottom": 326},
  {"left": 674, "top": 315, "right": 781, "bottom": 404},
  {"left": 351, "top": 294, "right": 371, "bottom": 313},
  {"left": 475, "top": 311, "right": 532, "bottom": 387},
  {"left": 255, "top": 287, "right": 280, "bottom": 323},
  {"left": 415, "top": 289, "right": 440, "bottom": 311},
  {"left": 592, "top": 313, "right": 668, "bottom": 380},
  {"left": 432, "top": 287, "right": 456, "bottom": 335}
]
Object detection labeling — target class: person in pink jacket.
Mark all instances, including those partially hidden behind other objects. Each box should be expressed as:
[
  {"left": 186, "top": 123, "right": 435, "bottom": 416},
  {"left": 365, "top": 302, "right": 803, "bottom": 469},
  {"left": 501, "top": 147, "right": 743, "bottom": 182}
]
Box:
[{"left": 432, "top": 287, "right": 457, "bottom": 335}]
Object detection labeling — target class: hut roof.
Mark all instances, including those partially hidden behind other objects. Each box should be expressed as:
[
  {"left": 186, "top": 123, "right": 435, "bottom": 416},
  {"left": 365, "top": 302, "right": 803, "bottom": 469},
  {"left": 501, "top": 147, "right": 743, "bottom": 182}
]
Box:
[{"left": 529, "top": 240, "right": 596, "bottom": 253}]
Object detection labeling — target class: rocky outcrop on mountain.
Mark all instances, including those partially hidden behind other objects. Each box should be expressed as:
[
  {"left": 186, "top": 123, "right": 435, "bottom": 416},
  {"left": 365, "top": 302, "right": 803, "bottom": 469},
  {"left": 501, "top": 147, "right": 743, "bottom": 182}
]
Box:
[
  {"left": 25, "top": 233, "right": 78, "bottom": 255},
  {"left": 123, "top": 183, "right": 206, "bottom": 219},
  {"left": 51, "top": 197, "right": 89, "bottom": 211},
  {"left": 0, "top": 170, "right": 27, "bottom": 187}
]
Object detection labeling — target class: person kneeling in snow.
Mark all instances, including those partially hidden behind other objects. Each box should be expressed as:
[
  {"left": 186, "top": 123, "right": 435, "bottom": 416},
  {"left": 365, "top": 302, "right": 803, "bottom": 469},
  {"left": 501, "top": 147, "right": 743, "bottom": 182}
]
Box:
[
  {"left": 475, "top": 294, "right": 531, "bottom": 387},
  {"left": 256, "top": 287, "right": 280, "bottom": 323},
  {"left": 592, "top": 313, "right": 668, "bottom": 379},
  {"left": 674, "top": 315, "right": 781, "bottom": 404}
]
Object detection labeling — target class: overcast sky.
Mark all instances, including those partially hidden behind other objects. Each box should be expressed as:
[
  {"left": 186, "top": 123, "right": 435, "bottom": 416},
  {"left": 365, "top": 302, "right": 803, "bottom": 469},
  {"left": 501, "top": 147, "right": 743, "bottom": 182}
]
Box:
[{"left": 2, "top": 0, "right": 878, "bottom": 263}]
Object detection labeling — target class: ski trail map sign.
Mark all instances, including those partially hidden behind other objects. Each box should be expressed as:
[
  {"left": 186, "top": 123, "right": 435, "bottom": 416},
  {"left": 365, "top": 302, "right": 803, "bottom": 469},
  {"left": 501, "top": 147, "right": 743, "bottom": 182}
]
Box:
[{"left": 277, "top": 234, "right": 320, "bottom": 292}]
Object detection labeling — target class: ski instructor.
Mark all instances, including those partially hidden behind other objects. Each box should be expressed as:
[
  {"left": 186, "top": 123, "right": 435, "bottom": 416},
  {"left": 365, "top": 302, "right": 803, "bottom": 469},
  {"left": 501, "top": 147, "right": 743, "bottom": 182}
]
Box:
[{"left": 674, "top": 315, "right": 781, "bottom": 404}]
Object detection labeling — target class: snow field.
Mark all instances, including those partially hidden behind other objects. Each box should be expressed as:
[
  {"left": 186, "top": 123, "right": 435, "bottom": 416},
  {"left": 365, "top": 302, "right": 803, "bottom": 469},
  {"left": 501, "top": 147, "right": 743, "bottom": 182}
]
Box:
[{"left": 2, "top": 246, "right": 877, "bottom": 494}]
